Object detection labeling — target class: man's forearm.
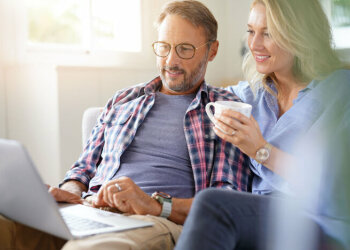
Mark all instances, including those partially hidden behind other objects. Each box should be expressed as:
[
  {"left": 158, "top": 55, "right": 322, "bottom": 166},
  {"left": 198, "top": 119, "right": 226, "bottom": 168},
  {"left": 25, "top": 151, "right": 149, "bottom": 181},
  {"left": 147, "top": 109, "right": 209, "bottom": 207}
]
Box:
[
  {"left": 60, "top": 180, "right": 87, "bottom": 197},
  {"left": 167, "top": 198, "right": 193, "bottom": 225}
]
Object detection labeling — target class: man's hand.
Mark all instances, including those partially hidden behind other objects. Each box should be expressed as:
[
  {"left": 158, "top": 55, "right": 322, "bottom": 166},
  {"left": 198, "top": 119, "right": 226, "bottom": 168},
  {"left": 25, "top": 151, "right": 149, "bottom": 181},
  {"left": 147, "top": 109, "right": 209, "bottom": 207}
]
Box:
[
  {"left": 84, "top": 194, "right": 109, "bottom": 208},
  {"left": 48, "top": 180, "right": 87, "bottom": 204},
  {"left": 48, "top": 185, "right": 83, "bottom": 204},
  {"left": 94, "top": 177, "right": 162, "bottom": 216}
]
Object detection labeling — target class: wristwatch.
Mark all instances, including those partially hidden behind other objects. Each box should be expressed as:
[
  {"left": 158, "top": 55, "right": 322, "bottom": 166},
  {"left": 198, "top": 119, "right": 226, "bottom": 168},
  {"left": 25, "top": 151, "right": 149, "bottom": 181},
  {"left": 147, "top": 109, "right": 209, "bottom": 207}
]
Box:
[
  {"left": 151, "top": 191, "right": 172, "bottom": 218},
  {"left": 255, "top": 143, "right": 272, "bottom": 165}
]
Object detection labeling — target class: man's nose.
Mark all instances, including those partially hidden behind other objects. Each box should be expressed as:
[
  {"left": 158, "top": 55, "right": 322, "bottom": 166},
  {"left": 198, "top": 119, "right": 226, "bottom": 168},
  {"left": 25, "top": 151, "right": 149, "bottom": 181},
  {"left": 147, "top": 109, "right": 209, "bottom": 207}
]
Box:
[{"left": 166, "top": 47, "right": 182, "bottom": 65}]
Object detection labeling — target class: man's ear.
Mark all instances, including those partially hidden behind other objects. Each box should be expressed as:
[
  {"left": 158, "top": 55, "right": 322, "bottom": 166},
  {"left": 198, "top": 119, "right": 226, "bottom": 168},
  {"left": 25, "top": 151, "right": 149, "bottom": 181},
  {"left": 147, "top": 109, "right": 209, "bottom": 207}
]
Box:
[{"left": 208, "top": 40, "right": 219, "bottom": 61}]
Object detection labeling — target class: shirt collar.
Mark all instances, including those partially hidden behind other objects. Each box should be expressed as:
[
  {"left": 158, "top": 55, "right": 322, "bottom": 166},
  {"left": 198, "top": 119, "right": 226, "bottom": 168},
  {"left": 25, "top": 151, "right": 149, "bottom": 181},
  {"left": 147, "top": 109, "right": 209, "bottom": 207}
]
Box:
[
  {"left": 266, "top": 79, "right": 278, "bottom": 95},
  {"left": 304, "top": 79, "right": 318, "bottom": 90},
  {"left": 196, "top": 80, "right": 209, "bottom": 99},
  {"left": 267, "top": 78, "right": 317, "bottom": 94},
  {"left": 144, "top": 76, "right": 163, "bottom": 95}
]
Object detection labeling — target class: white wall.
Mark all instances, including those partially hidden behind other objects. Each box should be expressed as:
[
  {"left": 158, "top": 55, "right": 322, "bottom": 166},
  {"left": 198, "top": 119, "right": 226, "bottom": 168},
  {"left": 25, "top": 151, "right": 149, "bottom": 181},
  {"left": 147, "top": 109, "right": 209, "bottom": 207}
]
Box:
[
  {"left": 204, "top": 0, "right": 252, "bottom": 84},
  {"left": 5, "top": 64, "right": 61, "bottom": 185},
  {"left": 0, "top": 0, "right": 19, "bottom": 139},
  {"left": 0, "top": 67, "right": 6, "bottom": 138},
  {"left": 0, "top": 0, "right": 62, "bottom": 184}
]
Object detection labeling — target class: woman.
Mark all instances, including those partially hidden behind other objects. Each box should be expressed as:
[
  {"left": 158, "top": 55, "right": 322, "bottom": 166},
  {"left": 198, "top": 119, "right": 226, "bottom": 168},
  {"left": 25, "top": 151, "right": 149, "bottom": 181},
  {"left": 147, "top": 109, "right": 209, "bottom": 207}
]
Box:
[{"left": 175, "top": 0, "right": 350, "bottom": 249}]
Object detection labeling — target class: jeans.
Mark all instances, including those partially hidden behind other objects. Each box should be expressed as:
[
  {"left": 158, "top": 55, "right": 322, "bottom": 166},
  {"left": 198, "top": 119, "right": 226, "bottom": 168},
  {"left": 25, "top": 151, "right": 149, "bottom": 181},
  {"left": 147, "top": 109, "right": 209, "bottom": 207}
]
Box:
[{"left": 175, "top": 188, "right": 337, "bottom": 250}]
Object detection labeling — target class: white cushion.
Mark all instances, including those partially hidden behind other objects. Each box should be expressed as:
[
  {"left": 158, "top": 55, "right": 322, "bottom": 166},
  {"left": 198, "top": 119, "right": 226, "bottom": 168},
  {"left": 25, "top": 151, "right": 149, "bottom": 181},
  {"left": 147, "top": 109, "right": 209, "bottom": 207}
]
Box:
[{"left": 82, "top": 107, "right": 103, "bottom": 148}]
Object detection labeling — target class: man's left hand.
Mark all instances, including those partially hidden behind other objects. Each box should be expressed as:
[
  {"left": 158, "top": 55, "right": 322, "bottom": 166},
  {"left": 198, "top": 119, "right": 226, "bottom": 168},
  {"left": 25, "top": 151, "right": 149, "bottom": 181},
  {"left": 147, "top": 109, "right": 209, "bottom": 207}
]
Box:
[{"left": 48, "top": 185, "right": 83, "bottom": 204}]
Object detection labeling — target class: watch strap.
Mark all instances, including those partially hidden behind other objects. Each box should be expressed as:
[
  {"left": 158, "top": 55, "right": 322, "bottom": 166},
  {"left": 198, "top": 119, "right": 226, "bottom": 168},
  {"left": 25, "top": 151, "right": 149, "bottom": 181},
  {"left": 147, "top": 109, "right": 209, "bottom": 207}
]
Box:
[
  {"left": 152, "top": 191, "right": 172, "bottom": 218},
  {"left": 160, "top": 199, "right": 172, "bottom": 218}
]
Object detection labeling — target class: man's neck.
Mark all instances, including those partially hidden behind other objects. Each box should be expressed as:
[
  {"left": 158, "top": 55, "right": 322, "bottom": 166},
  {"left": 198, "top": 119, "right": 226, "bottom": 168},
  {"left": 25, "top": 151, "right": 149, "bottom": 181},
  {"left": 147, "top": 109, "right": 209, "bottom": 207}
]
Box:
[{"left": 159, "top": 80, "right": 203, "bottom": 96}]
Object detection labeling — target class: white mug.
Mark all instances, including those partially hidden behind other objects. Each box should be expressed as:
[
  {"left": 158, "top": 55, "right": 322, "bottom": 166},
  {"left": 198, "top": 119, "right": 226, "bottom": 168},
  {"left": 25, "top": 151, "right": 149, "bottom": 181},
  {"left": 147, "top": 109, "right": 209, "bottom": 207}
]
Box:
[{"left": 205, "top": 101, "right": 252, "bottom": 134}]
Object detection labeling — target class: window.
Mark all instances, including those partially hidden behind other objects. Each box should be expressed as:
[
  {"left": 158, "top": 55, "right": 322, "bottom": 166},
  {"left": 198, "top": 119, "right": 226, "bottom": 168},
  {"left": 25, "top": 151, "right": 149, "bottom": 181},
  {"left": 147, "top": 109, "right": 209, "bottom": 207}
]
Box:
[
  {"left": 323, "top": 0, "right": 350, "bottom": 49},
  {"left": 27, "top": 0, "right": 141, "bottom": 52},
  {"left": 331, "top": 0, "right": 350, "bottom": 49},
  {"left": 331, "top": 0, "right": 350, "bottom": 27}
]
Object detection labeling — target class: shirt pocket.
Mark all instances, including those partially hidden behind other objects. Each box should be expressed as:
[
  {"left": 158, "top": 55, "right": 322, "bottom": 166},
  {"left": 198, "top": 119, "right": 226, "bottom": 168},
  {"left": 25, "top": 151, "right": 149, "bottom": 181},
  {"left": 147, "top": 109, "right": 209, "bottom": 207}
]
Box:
[
  {"left": 102, "top": 110, "right": 133, "bottom": 154},
  {"left": 103, "top": 100, "right": 137, "bottom": 124},
  {"left": 103, "top": 111, "right": 132, "bottom": 126}
]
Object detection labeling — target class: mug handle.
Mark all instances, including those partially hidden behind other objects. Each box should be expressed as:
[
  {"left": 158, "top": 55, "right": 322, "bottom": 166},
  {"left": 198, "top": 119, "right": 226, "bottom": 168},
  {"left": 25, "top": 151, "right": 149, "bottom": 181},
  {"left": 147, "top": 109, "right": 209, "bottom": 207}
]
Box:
[
  {"left": 205, "top": 102, "right": 231, "bottom": 135},
  {"left": 205, "top": 102, "right": 216, "bottom": 124}
]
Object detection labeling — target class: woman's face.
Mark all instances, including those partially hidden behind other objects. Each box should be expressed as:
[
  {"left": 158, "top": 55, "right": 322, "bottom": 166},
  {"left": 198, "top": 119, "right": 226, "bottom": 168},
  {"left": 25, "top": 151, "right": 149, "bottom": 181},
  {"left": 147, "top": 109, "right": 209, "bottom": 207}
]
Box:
[{"left": 247, "top": 3, "right": 294, "bottom": 77}]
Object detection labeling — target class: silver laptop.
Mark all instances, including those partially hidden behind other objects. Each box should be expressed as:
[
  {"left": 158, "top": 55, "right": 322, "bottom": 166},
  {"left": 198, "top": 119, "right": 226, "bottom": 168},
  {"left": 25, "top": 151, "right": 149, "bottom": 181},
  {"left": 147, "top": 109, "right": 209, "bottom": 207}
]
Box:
[{"left": 0, "top": 139, "right": 153, "bottom": 240}]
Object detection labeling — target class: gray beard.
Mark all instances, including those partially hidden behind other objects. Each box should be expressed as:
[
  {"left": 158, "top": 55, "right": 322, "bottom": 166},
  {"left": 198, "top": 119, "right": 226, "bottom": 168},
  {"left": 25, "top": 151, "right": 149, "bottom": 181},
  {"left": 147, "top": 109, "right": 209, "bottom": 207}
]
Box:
[{"left": 160, "top": 55, "right": 208, "bottom": 93}]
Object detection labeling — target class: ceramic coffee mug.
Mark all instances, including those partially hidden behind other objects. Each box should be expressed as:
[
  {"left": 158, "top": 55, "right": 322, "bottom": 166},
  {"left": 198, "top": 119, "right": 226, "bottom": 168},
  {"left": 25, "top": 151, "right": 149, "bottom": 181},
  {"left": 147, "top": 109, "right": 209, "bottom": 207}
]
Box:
[{"left": 205, "top": 101, "right": 252, "bottom": 134}]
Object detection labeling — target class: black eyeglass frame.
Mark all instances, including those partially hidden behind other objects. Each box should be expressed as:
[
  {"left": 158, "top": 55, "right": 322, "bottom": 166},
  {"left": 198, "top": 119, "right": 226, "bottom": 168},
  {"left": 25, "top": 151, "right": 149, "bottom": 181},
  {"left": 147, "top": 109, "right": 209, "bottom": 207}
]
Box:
[{"left": 152, "top": 40, "right": 214, "bottom": 60}]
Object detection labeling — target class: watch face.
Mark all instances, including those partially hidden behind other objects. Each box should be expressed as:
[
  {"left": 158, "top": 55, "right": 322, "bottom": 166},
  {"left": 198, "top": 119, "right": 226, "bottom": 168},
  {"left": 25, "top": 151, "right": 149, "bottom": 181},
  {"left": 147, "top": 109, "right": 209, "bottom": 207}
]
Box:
[{"left": 256, "top": 148, "right": 269, "bottom": 162}]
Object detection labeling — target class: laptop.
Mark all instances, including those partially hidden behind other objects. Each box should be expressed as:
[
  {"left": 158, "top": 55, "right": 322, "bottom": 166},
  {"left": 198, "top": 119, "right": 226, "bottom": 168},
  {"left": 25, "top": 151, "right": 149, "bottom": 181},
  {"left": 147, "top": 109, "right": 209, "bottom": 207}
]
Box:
[{"left": 0, "top": 139, "right": 153, "bottom": 240}]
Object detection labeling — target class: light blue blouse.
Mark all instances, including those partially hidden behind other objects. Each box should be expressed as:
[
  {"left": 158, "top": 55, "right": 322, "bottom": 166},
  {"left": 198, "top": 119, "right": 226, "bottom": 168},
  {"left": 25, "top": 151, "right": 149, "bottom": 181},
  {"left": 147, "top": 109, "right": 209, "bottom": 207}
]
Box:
[
  {"left": 226, "top": 70, "right": 350, "bottom": 195},
  {"left": 226, "top": 70, "right": 350, "bottom": 246}
]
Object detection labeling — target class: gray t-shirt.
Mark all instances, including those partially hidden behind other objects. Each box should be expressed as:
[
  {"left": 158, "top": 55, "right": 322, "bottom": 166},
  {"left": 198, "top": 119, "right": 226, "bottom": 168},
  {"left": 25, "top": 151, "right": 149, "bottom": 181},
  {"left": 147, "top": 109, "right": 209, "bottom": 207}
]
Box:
[{"left": 116, "top": 91, "right": 195, "bottom": 198}]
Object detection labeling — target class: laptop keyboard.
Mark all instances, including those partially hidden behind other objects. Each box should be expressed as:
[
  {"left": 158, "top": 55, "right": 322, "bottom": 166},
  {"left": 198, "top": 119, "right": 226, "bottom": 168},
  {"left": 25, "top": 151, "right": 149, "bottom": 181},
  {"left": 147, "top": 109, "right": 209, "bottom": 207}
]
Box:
[{"left": 62, "top": 213, "right": 112, "bottom": 231}]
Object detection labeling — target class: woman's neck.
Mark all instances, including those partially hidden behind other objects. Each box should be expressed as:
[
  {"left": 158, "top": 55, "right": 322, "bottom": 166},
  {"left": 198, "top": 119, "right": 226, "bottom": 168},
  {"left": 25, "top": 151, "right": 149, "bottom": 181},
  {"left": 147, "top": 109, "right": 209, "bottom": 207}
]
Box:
[{"left": 274, "top": 73, "right": 306, "bottom": 117}]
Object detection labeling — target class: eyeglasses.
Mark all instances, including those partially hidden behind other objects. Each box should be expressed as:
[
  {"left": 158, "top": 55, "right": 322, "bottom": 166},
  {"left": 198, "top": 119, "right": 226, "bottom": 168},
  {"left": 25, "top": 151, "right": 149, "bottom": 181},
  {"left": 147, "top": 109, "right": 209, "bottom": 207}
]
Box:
[{"left": 152, "top": 40, "right": 213, "bottom": 60}]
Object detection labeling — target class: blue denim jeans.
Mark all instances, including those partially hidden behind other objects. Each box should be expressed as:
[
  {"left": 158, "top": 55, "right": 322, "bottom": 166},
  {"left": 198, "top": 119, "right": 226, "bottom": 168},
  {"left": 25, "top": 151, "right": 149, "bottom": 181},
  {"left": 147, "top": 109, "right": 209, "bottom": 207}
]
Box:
[{"left": 175, "top": 188, "right": 337, "bottom": 250}]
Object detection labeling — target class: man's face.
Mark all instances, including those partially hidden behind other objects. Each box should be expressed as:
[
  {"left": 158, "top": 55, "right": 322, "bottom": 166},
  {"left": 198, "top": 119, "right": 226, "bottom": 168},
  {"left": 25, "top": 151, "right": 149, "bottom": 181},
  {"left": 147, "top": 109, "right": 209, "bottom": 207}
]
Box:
[{"left": 156, "top": 14, "right": 216, "bottom": 95}]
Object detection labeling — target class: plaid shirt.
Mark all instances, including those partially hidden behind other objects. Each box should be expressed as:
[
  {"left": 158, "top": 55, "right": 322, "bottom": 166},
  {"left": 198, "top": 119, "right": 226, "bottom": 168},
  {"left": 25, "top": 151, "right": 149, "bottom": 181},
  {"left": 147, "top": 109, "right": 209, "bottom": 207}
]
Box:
[{"left": 62, "top": 76, "right": 252, "bottom": 196}]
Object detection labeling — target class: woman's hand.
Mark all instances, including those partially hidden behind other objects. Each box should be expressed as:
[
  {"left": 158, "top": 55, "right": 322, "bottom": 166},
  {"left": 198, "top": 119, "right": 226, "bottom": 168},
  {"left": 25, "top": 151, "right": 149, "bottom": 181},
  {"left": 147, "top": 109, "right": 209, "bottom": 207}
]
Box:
[{"left": 213, "top": 109, "right": 266, "bottom": 158}]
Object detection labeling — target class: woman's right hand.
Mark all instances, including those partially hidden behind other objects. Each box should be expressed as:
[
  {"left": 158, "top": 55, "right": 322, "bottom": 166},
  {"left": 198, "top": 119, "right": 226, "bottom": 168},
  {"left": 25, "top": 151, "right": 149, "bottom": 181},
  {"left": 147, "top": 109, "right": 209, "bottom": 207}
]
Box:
[{"left": 213, "top": 109, "right": 266, "bottom": 159}]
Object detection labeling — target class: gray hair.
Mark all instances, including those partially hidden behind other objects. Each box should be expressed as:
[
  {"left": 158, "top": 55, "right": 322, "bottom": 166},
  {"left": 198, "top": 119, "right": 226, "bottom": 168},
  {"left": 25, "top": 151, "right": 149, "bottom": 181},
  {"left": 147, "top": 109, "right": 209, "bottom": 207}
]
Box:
[{"left": 156, "top": 0, "right": 218, "bottom": 42}]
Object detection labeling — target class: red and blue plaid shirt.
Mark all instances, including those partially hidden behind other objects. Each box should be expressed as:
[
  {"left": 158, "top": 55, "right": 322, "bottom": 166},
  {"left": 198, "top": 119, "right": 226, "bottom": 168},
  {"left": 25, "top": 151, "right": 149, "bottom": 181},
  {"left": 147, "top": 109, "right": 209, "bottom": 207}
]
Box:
[{"left": 62, "top": 76, "right": 252, "bottom": 196}]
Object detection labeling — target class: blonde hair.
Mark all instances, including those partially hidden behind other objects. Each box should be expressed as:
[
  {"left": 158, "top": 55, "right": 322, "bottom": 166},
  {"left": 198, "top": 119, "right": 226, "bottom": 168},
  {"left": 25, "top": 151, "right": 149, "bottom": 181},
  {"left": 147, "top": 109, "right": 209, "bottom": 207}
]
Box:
[
  {"left": 243, "top": 0, "right": 343, "bottom": 92},
  {"left": 155, "top": 0, "right": 218, "bottom": 42}
]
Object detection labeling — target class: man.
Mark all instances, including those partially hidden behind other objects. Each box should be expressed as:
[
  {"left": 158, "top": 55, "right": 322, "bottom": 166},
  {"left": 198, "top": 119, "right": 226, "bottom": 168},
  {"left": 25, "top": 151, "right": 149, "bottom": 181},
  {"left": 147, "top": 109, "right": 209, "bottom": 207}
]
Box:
[{"left": 0, "top": 1, "right": 252, "bottom": 249}]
